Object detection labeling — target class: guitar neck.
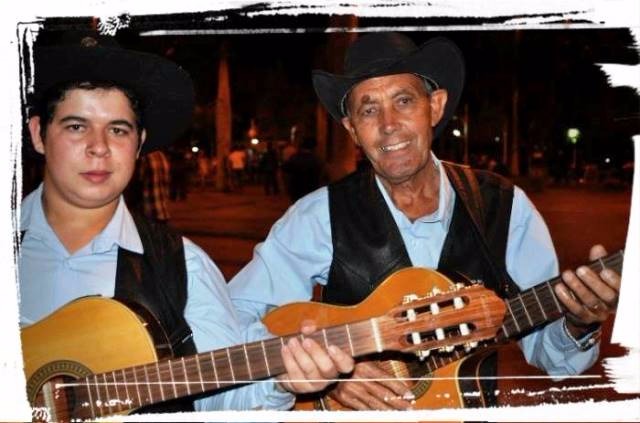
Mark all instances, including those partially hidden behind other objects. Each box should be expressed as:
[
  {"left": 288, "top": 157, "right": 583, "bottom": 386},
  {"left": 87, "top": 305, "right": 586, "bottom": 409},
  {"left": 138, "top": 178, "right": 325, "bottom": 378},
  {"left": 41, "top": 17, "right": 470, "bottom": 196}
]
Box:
[
  {"left": 71, "top": 318, "right": 382, "bottom": 418},
  {"left": 409, "top": 250, "right": 625, "bottom": 378},
  {"left": 499, "top": 250, "right": 623, "bottom": 340}
]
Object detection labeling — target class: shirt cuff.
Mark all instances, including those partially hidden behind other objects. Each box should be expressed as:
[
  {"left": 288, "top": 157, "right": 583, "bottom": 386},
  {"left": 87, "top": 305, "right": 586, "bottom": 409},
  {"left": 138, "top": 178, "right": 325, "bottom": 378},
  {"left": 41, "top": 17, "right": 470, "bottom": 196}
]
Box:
[{"left": 256, "top": 379, "right": 296, "bottom": 410}]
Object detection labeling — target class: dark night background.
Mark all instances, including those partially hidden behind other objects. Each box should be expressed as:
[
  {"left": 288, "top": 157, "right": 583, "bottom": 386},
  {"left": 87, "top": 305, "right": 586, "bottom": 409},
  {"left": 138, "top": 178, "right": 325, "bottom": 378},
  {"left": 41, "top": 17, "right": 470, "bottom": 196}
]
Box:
[
  {"left": 21, "top": 10, "right": 639, "bottom": 189},
  {"left": 13, "top": 7, "right": 640, "bottom": 413}
]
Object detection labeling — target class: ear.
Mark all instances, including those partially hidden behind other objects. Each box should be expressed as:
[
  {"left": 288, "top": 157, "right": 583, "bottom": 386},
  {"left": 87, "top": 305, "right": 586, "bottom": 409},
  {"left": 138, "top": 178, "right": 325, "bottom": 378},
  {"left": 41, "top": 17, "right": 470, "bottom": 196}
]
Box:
[
  {"left": 341, "top": 116, "right": 360, "bottom": 146},
  {"left": 28, "top": 117, "right": 46, "bottom": 155},
  {"left": 429, "top": 89, "right": 448, "bottom": 127},
  {"left": 136, "top": 129, "right": 147, "bottom": 158}
]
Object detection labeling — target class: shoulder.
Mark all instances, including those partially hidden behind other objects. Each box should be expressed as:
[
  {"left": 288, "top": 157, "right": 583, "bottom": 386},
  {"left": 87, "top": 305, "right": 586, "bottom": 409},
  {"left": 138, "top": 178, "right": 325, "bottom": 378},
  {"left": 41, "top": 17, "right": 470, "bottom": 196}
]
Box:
[
  {"left": 441, "top": 161, "right": 513, "bottom": 192},
  {"left": 510, "top": 185, "right": 540, "bottom": 220},
  {"left": 473, "top": 169, "right": 513, "bottom": 191},
  {"left": 20, "top": 185, "right": 46, "bottom": 232},
  {"left": 131, "top": 213, "right": 183, "bottom": 253},
  {"left": 270, "top": 186, "right": 330, "bottom": 237},
  {"left": 182, "top": 236, "right": 228, "bottom": 285},
  {"left": 20, "top": 189, "right": 39, "bottom": 228}
]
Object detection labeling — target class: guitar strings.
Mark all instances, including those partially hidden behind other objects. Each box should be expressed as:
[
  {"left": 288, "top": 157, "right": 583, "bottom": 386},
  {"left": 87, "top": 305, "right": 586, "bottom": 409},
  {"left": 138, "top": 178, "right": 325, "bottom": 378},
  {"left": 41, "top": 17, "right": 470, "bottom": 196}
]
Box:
[
  {"left": 49, "top": 253, "right": 624, "bottom": 418},
  {"left": 39, "top": 371, "right": 610, "bottom": 421},
  {"left": 503, "top": 253, "right": 623, "bottom": 336},
  {"left": 58, "top": 372, "right": 605, "bottom": 388}
]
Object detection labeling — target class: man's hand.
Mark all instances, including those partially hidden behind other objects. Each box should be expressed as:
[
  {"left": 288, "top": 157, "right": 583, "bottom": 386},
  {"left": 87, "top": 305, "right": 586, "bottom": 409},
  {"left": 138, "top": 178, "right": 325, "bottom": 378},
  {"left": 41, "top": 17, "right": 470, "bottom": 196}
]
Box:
[
  {"left": 276, "top": 321, "right": 354, "bottom": 394},
  {"left": 554, "top": 244, "right": 621, "bottom": 338},
  {"left": 327, "top": 361, "right": 414, "bottom": 410}
]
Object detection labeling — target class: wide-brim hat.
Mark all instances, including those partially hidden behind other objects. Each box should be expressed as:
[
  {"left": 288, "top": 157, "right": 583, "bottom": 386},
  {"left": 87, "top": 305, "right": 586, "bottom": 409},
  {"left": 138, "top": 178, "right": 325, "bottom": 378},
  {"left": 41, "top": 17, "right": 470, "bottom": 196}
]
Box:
[
  {"left": 312, "top": 33, "right": 465, "bottom": 139},
  {"left": 33, "top": 35, "right": 194, "bottom": 153}
]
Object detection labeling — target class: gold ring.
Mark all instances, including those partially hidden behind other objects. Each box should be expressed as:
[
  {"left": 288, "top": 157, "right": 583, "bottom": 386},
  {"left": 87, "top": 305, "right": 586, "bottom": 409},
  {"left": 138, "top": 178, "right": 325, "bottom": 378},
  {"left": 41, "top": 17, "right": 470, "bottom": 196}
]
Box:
[{"left": 587, "top": 302, "right": 602, "bottom": 312}]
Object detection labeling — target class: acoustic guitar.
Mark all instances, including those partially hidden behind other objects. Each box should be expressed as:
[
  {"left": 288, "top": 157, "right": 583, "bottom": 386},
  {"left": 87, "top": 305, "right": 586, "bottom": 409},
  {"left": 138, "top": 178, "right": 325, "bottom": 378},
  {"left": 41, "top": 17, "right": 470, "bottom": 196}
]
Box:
[
  {"left": 22, "top": 271, "right": 503, "bottom": 421},
  {"left": 21, "top": 251, "right": 622, "bottom": 421},
  {"left": 265, "top": 251, "right": 624, "bottom": 411}
]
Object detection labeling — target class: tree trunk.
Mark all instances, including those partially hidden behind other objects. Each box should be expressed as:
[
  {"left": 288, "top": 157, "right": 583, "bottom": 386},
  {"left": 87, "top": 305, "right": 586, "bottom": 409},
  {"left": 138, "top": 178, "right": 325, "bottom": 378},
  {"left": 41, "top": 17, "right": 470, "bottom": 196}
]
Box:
[
  {"left": 316, "top": 15, "right": 358, "bottom": 182},
  {"left": 215, "top": 42, "right": 232, "bottom": 191}
]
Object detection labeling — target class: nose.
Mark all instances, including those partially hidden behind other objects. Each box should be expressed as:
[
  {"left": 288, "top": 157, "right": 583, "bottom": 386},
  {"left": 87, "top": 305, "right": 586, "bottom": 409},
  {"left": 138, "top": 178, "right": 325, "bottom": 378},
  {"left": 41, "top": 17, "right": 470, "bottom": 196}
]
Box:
[
  {"left": 86, "top": 130, "right": 111, "bottom": 158},
  {"left": 380, "top": 108, "right": 400, "bottom": 135}
]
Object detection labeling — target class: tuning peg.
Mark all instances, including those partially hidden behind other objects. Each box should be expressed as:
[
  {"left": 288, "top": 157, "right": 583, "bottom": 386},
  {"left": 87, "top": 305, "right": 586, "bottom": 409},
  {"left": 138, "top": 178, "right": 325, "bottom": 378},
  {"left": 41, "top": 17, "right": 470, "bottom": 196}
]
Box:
[
  {"left": 464, "top": 341, "right": 479, "bottom": 352},
  {"left": 448, "top": 288, "right": 472, "bottom": 353},
  {"left": 403, "top": 294, "right": 431, "bottom": 360}
]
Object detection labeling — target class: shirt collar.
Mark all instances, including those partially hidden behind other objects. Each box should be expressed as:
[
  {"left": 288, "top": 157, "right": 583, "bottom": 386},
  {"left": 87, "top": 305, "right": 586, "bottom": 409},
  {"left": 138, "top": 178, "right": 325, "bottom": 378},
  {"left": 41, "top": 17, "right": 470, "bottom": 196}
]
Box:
[
  {"left": 20, "top": 183, "right": 144, "bottom": 255},
  {"left": 92, "top": 198, "right": 144, "bottom": 254},
  {"left": 375, "top": 152, "right": 456, "bottom": 230}
]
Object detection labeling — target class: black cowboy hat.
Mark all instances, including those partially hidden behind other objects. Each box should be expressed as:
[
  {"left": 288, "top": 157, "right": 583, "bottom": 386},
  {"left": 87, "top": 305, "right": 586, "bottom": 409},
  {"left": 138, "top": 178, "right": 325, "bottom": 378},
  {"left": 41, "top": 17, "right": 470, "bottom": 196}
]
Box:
[
  {"left": 312, "top": 32, "right": 465, "bottom": 138},
  {"left": 32, "top": 34, "right": 194, "bottom": 153}
]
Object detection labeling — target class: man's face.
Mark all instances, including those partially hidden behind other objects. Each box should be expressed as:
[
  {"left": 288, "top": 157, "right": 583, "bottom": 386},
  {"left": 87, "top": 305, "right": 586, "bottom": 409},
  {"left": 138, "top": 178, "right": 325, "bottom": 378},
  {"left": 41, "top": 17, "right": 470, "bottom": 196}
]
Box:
[
  {"left": 29, "top": 87, "right": 145, "bottom": 210},
  {"left": 342, "top": 73, "right": 447, "bottom": 185}
]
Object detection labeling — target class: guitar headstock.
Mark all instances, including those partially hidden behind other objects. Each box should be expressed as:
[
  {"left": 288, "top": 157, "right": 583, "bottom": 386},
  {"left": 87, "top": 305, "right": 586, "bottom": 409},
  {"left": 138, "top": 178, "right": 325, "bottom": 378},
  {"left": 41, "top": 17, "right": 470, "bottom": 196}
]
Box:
[{"left": 378, "top": 284, "right": 506, "bottom": 357}]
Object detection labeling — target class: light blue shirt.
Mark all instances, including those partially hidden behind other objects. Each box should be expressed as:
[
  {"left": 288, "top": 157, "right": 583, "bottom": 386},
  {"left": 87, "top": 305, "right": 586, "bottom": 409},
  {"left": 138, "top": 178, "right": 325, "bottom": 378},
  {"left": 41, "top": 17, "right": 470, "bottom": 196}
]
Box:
[
  {"left": 18, "top": 184, "right": 293, "bottom": 411},
  {"left": 229, "top": 155, "right": 599, "bottom": 379}
]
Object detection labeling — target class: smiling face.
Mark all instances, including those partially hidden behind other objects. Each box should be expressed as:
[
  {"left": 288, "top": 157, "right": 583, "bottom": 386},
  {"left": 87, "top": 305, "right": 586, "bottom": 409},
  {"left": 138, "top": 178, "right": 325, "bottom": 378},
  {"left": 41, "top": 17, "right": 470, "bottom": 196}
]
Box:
[
  {"left": 29, "top": 87, "right": 145, "bottom": 212},
  {"left": 341, "top": 73, "right": 447, "bottom": 186}
]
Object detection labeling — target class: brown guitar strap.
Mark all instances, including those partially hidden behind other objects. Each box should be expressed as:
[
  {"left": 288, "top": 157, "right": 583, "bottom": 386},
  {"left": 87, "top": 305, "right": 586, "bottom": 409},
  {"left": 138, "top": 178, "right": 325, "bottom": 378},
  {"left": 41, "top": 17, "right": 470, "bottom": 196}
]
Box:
[
  {"left": 445, "top": 163, "right": 487, "bottom": 234},
  {"left": 443, "top": 162, "right": 519, "bottom": 299}
]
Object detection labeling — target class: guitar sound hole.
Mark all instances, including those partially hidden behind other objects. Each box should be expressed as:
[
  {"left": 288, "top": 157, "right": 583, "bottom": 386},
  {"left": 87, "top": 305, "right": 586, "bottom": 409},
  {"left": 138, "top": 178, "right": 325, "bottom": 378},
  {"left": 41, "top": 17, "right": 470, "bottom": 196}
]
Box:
[{"left": 32, "top": 376, "right": 77, "bottom": 422}]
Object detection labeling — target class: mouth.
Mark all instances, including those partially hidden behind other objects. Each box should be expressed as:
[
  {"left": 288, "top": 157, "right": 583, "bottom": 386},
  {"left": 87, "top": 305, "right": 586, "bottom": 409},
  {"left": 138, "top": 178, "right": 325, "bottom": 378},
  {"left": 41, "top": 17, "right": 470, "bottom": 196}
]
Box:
[
  {"left": 379, "top": 140, "right": 411, "bottom": 153},
  {"left": 80, "top": 170, "right": 112, "bottom": 183}
]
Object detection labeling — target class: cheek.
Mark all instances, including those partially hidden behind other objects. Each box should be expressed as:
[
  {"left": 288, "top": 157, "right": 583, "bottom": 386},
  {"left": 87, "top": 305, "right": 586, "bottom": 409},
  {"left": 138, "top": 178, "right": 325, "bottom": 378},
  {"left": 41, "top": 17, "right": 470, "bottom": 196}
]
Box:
[
  {"left": 114, "top": 143, "right": 140, "bottom": 171},
  {"left": 45, "top": 138, "right": 83, "bottom": 164}
]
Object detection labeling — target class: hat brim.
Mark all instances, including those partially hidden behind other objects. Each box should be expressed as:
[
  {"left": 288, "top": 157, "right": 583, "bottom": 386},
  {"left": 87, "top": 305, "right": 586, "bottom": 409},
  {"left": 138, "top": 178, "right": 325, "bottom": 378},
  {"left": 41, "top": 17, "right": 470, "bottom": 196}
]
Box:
[
  {"left": 312, "top": 37, "right": 464, "bottom": 139},
  {"left": 34, "top": 45, "right": 194, "bottom": 153}
]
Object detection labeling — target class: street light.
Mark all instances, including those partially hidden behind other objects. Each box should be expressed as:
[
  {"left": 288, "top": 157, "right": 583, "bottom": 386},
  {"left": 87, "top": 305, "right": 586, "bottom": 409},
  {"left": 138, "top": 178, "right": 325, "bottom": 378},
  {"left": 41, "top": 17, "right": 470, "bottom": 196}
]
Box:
[
  {"left": 567, "top": 128, "right": 581, "bottom": 144},
  {"left": 566, "top": 127, "right": 581, "bottom": 170}
]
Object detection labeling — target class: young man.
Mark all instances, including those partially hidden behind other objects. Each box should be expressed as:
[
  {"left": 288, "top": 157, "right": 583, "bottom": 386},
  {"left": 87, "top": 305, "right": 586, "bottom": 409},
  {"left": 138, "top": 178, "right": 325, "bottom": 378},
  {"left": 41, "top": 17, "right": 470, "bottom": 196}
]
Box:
[
  {"left": 19, "top": 34, "right": 352, "bottom": 415},
  {"left": 228, "top": 33, "right": 621, "bottom": 410}
]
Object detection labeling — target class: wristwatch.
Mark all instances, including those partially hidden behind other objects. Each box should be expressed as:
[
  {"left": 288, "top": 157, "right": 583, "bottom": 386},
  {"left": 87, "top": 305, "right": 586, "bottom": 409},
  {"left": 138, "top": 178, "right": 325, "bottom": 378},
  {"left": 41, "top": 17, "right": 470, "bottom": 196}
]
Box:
[{"left": 562, "top": 318, "right": 602, "bottom": 352}]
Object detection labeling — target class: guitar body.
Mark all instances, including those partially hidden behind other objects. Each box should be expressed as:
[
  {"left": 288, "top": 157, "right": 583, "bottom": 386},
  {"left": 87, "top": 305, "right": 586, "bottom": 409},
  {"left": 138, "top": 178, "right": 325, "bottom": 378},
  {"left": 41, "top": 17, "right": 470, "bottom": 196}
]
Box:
[
  {"left": 21, "top": 296, "right": 160, "bottom": 417},
  {"left": 21, "top": 266, "right": 508, "bottom": 420},
  {"left": 263, "top": 267, "right": 481, "bottom": 411}
]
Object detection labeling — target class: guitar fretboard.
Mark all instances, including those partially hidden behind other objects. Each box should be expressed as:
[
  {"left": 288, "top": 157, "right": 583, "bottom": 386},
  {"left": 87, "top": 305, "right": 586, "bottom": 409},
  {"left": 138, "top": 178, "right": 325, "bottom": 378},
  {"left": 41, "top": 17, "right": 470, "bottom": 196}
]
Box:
[
  {"left": 499, "top": 250, "right": 623, "bottom": 340},
  {"left": 68, "top": 318, "right": 383, "bottom": 419}
]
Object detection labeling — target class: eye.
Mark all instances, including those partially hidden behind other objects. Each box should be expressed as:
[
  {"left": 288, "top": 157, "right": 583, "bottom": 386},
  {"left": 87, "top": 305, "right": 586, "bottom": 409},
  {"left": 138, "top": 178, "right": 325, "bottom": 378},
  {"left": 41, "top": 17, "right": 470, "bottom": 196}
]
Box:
[
  {"left": 110, "top": 127, "right": 131, "bottom": 136},
  {"left": 397, "top": 96, "right": 413, "bottom": 106},
  {"left": 360, "top": 106, "right": 377, "bottom": 117},
  {"left": 65, "top": 123, "right": 85, "bottom": 132}
]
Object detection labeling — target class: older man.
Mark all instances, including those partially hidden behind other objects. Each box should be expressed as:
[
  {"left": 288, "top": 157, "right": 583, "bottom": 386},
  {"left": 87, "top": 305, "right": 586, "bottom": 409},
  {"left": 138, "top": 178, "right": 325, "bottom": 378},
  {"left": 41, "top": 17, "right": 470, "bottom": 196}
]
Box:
[{"left": 229, "top": 32, "right": 620, "bottom": 411}]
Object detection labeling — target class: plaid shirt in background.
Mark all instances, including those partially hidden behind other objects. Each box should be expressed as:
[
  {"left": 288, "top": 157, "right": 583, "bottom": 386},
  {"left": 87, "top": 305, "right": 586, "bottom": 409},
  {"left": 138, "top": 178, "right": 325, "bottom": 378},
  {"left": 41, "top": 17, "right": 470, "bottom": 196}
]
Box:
[{"left": 140, "top": 150, "right": 171, "bottom": 222}]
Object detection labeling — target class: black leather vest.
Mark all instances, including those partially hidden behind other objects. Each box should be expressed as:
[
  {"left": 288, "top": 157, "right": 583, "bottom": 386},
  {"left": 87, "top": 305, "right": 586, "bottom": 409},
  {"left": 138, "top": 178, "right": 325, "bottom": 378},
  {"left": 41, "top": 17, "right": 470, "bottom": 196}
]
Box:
[
  {"left": 324, "top": 163, "right": 519, "bottom": 407},
  {"left": 114, "top": 214, "right": 197, "bottom": 413},
  {"left": 324, "top": 162, "right": 518, "bottom": 306}
]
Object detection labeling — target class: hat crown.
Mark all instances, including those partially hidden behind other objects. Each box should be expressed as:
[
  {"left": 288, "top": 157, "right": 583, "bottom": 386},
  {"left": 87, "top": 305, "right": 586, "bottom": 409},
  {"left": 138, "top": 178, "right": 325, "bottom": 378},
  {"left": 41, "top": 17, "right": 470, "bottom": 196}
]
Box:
[{"left": 344, "top": 33, "right": 418, "bottom": 76}]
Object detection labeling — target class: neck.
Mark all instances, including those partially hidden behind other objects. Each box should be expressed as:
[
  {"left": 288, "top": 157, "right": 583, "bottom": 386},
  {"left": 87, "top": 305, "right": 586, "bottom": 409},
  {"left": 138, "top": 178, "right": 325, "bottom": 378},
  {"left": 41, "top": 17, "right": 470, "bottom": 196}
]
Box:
[
  {"left": 379, "top": 160, "right": 440, "bottom": 221},
  {"left": 41, "top": 183, "right": 119, "bottom": 254}
]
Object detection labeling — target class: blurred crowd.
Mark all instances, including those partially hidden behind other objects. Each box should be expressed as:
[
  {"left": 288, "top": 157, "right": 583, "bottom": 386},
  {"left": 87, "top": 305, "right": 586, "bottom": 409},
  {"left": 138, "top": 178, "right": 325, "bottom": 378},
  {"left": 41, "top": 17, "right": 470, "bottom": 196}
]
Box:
[{"left": 122, "top": 136, "right": 326, "bottom": 223}]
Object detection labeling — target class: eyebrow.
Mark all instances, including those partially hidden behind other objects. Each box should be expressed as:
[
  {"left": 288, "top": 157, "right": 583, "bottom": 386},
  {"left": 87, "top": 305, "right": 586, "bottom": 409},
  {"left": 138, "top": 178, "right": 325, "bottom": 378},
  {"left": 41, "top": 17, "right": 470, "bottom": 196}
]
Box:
[
  {"left": 391, "top": 87, "right": 419, "bottom": 99},
  {"left": 58, "top": 115, "right": 136, "bottom": 130},
  {"left": 355, "top": 94, "right": 376, "bottom": 106}
]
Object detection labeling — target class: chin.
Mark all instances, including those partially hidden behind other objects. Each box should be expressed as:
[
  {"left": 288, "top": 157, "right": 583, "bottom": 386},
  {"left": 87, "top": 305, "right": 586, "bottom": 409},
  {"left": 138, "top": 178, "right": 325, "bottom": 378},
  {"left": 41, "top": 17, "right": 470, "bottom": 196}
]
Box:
[
  {"left": 73, "top": 191, "right": 121, "bottom": 210},
  {"left": 381, "top": 163, "right": 419, "bottom": 179}
]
